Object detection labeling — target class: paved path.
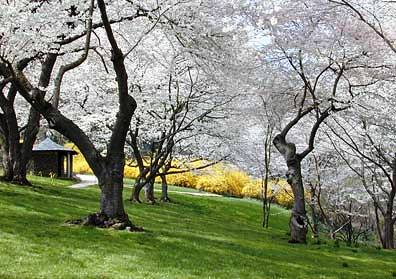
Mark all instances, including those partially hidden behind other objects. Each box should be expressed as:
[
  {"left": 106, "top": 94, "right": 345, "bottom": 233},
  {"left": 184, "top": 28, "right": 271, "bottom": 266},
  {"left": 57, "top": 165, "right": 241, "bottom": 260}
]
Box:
[
  {"left": 69, "top": 174, "right": 98, "bottom": 189},
  {"left": 69, "top": 174, "right": 221, "bottom": 197}
]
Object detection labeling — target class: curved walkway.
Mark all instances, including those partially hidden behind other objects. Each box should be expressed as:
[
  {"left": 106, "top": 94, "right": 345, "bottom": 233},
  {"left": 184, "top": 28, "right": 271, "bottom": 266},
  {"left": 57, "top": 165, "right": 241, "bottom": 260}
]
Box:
[{"left": 69, "top": 174, "right": 98, "bottom": 189}]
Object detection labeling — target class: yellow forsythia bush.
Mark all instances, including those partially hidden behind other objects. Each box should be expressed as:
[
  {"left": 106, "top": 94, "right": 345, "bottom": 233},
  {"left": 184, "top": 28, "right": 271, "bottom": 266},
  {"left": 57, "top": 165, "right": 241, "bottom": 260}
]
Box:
[
  {"left": 65, "top": 143, "right": 93, "bottom": 174},
  {"left": 240, "top": 178, "right": 294, "bottom": 208},
  {"left": 241, "top": 179, "right": 262, "bottom": 199},
  {"left": 223, "top": 170, "right": 250, "bottom": 196},
  {"left": 167, "top": 172, "right": 198, "bottom": 188},
  {"left": 273, "top": 180, "right": 294, "bottom": 209},
  {"left": 193, "top": 166, "right": 250, "bottom": 197},
  {"left": 123, "top": 165, "right": 139, "bottom": 179},
  {"left": 196, "top": 174, "right": 227, "bottom": 194}
]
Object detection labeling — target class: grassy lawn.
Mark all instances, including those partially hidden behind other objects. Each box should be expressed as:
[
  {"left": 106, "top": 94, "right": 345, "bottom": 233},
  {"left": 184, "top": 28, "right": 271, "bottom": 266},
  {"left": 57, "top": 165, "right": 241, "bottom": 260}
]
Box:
[{"left": 0, "top": 177, "right": 395, "bottom": 279}]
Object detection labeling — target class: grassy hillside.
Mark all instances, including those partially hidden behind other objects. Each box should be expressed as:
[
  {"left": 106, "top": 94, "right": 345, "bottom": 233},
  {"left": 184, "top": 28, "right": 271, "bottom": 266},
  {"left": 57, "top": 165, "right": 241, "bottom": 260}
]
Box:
[{"left": 0, "top": 177, "right": 395, "bottom": 279}]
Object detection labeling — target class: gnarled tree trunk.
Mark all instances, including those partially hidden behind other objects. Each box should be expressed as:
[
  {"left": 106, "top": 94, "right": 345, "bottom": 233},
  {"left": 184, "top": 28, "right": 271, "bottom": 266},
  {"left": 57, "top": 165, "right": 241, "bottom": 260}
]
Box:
[
  {"left": 273, "top": 134, "right": 308, "bottom": 243},
  {"left": 1, "top": 142, "right": 12, "bottom": 180},
  {"left": 130, "top": 168, "right": 149, "bottom": 203},
  {"left": 131, "top": 176, "right": 145, "bottom": 203},
  {"left": 82, "top": 166, "right": 135, "bottom": 230},
  {"left": 0, "top": 99, "right": 27, "bottom": 184}
]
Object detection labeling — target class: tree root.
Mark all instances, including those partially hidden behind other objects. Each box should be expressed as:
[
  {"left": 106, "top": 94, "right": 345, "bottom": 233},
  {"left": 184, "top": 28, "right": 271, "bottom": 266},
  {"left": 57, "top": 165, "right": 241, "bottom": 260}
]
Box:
[
  {"left": 160, "top": 197, "right": 171, "bottom": 203},
  {"left": 11, "top": 178, "right": 32, "bottom": 186},
  {"left": 146, "top": 199, "right": 156, "bottom": 205},
  {"left": 129, "top": 197, "right": 142, "bottom": 203},
  {"left": 65, "top": 212, "right": 144, "bottom": 232}
]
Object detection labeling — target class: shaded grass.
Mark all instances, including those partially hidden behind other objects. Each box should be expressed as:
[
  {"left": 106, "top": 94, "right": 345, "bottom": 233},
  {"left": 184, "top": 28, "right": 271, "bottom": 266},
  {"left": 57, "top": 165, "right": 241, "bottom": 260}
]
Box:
[
  {"left": 0, "top": 176, "right": 395, "bottom": 279},
  {"left": 123, "top": 177, "right": 204, "bottom": 194}
]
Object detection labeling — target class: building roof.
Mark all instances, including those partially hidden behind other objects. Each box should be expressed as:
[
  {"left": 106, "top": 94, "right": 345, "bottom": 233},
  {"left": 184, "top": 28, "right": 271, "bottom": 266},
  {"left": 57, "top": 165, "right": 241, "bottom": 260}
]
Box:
[{"left": 33, "top": 138, "right": 77, "bottom": 154}]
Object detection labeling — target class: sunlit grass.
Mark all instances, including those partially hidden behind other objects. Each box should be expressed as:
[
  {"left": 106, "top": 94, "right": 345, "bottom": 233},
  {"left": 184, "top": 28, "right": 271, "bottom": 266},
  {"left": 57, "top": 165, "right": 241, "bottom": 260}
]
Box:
[{"left": 0, "top": 176, "right": 394, "bottom": 278}]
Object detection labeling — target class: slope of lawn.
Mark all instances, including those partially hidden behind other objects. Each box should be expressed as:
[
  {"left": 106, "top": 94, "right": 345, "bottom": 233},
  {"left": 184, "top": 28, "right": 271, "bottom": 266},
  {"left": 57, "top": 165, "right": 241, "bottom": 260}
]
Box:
[{"left": 0, "top": 176, "right": 395, "bottom": 279}]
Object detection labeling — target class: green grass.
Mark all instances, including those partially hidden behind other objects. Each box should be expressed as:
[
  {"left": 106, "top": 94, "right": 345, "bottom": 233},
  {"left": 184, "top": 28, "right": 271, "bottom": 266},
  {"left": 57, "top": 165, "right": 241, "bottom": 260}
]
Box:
[
  {"left": 0, "top": 177, "right": 395, "bottom": 279},
  {"left": 123, "top": 178, "right": 204, "bottom": 193}
]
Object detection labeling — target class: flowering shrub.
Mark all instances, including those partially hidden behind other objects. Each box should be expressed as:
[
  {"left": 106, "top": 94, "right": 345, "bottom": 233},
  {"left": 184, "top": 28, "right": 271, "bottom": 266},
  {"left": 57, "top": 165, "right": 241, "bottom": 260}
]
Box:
[
  {"left": 240, "top": 178, "right": 294, "bottom": 208},
  {"left": 273, "top": 181, "right": 294, "bottom": 209},
  {"left": 196, "top": 174, "right": 227, "bottom": 194},
  {"left": 223, "top": 170, "right": 250, "bottom": 196},
  {"left": 124, "top": 165, "right": 139, "bottom": 179},
  {"left": 241, "top": 179, "right": 262, "bottom": 199},
  {"left": 66, "top": 144, "right": 93, "bottom": 174},
  {"left": 167, "top": 172, "right": 198, "bottom": 188}
]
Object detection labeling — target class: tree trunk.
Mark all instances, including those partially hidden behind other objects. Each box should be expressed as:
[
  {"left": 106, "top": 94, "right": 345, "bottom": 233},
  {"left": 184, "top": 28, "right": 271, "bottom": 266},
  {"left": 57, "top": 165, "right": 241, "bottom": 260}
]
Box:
[
  {"left": 131, "top": 168, "right": 156, "bottom": 204},
  {"left": 17, "top": 108, "right": 41, "bottom": 184},
  {"left": 287, "top": 159, "right": 308, "bottom": 243},
  {"left": 1, "top": 144, "right": 12, "bottom": 180},
  {"left": 262, "top": 177, "right": 269, "bottom": 228},
  {"left": 130, "top": 168, "right": 150, "bottom": 203},
  {"left": 2, "top": 104, "right": 29, "bottom": 185},
  {"left": 273, "top": 135, "right": 308, "bottom": 243},
  {"left": 144, "top": 178, "right": 155, "bottom": 204},
  {"left": 131, "top": 176, "right": 145, "bottom": 203},
  {"left": 160, "top": 174, "right": 171, "bottom": 202},
  {"left": 266, "top": 199, "right": 272, "bottom": 228},
  {"left": 308, "top": 184, "right": 320, "bottom": 239},
  {"left": 382, "top": 214, "right": 395, "bottom": 249},
  {"left": 99, "top": 172, "right": 126, "bottom": 218},
  {"left": 81, "top": 171, "right": 135, "bottom": 230}
]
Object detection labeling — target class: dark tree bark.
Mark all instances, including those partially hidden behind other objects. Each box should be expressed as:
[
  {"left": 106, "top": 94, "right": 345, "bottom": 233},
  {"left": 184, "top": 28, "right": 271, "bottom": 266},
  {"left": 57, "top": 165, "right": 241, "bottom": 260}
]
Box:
[
  {"left": 262, "top": 122, "right": 273, "bottom": 228},
  {"left": 99, "top": 166, "right": 126, "bottom": 218},
  {"left": 382, "top": 214, "right": 395, "bottom": 249},
  {"left": 127, "top": 129, "right": 166, "bottom": 204},
  {"left": 18, "top": 108, "right": 40, "bottom": 182},
  {"left": 160, "top": 174, "right": 171, "bottom": 202},
  {"left": 0, "top": 85, "right": 25, "bottom": 184},
  {"left": 18, "top": 54, "right": 58, "bottom": 183},
  {"left": 130, "top": 168, "right": 149, "bottom": 203},
  {"left": 271, "top": 45, "right": 349, "bottom": 243},
  {"left": 131, "top": 180, "right": 144, "bottom": 203},
  {"left": 307, "top": 183, "right": 320, "bottom": 240},
  {"left": 273, "top": 135, "right": 308, "bottom": 243},
  {"left": 0, "top": 114, "right": 12, "bottom": 180}
]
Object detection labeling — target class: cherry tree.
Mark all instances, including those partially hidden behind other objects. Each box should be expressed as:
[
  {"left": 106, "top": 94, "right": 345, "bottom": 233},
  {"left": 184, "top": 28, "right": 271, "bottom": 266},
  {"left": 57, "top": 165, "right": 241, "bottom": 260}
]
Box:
[
  {"left": 0, "top": 0, "right": 176, "bottom": 229},
  {"left": 0, "top": 0, "right": 152, "bottom": 185},
  {"left": 122, "top": 24, "right": 245, "bottom": 203},
  {"left": 326, "top": 86, "right": 396, "bottom": 248},
  {"left": 0, "top": 0, "right": 89, "bottom": 184},
  {"left": 246, "top": 0, "right": 393, "bottom": 243}
]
